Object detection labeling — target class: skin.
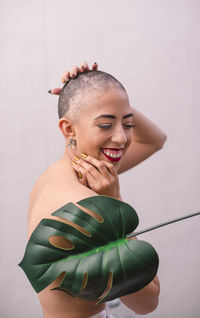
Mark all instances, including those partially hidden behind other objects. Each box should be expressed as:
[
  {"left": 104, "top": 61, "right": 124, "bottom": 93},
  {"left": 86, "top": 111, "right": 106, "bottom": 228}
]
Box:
[
  {"left": 60, "top": 86, "right": 133, "bottom": 198},
  {"left": 28, "top": 62, "right": 164, "bottom": 317}
]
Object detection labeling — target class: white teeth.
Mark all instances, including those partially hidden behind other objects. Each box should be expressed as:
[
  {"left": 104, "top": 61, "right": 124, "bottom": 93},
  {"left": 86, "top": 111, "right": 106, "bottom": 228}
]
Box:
[{"left": 102, "top": 149, "right": 122, "bottom": 158}]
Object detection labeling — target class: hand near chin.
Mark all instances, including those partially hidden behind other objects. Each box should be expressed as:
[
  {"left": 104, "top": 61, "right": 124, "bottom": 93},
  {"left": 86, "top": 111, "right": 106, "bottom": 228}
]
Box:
[
  {"left": 49, "top": 61, "right": 98, "bottom": 95},
  {"left": 72, "top": 154, "right": 121, "bottom": 200}
]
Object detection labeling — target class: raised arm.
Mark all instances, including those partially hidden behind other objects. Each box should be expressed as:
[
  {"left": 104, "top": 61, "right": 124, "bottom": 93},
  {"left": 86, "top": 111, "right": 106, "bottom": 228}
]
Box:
[{"left": 118, "top": 107, "right": 167, "bottom": 174}]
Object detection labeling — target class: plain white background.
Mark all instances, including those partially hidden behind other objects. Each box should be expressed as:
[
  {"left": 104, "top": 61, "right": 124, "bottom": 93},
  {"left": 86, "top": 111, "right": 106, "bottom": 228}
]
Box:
[{"left": 1, "top": 0, "right": 200, "bottom": 317}]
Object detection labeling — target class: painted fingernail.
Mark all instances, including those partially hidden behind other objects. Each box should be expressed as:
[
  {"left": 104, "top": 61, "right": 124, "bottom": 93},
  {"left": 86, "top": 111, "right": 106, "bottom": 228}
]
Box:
[
  {"left": 81, "top": 153, "right": 88, "bottom": 158},
  {"left": 78, "top": 171, "right": 83, "bottom": 179},
  {"left": 62, "top": 79, "right": 66, "bottom": 83},
  {"left": 72, "top": 161, "right": 77, "bottom": 165},
  {"left": 48, "top": 89, "right": 52, "bottom": 94},
  {"left": 73, "top": 156, "right": 79, "bottom": 161}
]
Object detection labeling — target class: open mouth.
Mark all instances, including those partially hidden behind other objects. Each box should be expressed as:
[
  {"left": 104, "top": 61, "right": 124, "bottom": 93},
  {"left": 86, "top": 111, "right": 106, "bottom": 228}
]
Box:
[{"left": 101, "top": 148, "right": 123, "bottom": 162}]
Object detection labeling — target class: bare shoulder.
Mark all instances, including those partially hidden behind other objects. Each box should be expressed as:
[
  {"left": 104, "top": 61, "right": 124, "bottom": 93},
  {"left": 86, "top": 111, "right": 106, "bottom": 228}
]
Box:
[
  {"left": 27, "top": 162, "right": 97, "bottom": 239},
  {"left": 26, "top": 161, "right": 106, "bottom": 317}
]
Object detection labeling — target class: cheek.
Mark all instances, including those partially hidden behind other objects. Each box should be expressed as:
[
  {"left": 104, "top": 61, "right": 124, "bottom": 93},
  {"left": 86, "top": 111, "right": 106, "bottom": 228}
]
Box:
[
  {"left": 88, "top": 136, "right": 105, "bottom": 151},
  {"left": 124, "top": 131, "right": 133, "bottom": 150},
  {"left": 76, "top": 134, "right": 104, "bottom": 154},
  {"left": 127, "top": 130, "right": 133, "bottom": 143}
]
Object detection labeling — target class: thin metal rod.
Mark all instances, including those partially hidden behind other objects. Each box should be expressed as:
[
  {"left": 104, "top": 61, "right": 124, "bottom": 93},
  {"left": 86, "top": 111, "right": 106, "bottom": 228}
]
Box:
[{"left": 128, "top": 211, "right": 200, "bottom": 238}]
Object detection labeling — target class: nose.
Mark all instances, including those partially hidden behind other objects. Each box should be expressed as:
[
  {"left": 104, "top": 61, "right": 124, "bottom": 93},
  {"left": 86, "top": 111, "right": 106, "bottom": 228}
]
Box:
[{"left": 111, "top": 125, "right": 128, "bottom": 145}]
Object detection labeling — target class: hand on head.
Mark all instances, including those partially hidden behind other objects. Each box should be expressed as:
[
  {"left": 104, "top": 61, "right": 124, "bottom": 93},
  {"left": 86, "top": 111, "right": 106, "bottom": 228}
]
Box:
[{"left": 48, "top": 62, "right": 98, "bottom": 95}]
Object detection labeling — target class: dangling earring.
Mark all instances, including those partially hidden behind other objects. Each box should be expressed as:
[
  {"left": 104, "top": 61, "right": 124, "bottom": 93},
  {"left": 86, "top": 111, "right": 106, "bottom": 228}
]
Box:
[{"left": 67, "top": 137, "right": 77, "bottom": 149}]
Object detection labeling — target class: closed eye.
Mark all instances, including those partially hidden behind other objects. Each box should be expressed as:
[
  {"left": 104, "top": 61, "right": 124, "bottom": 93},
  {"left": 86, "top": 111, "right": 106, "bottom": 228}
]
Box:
[
  {"left": 98, "top": 123, "right": 136, "bottom": 129},
  {"left": 98, "top": 124, "right": 112, "bottom": 129},
  {"left": 123, "top": 124, "right": 136, "bottom": 128}
]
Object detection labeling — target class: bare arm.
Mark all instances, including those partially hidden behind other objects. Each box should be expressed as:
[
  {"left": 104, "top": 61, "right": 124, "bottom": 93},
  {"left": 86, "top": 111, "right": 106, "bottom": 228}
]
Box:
[
  {"left": 119, "top": 107, "right": 167, "bottom": 174},
  {"left": 120, "top": 275, "right": 160, "bottom": 315}
]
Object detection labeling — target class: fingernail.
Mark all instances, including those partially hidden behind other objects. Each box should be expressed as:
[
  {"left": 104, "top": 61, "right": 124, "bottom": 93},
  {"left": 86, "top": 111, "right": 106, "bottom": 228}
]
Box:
[
  {"left": 48, "top": 90, "right": 52, "bottom": 94},
  {"left": 72, "top": 161, "right": 77, "bottom": 165},
  {"left": 73, "top": 156, "right": 79, "bottom": 161},
  {"left": 62, "top": 79, "right": 66, "bottom": 83},
  {"left": 81, "top": 153, "right": 88, "bottom": 158},
  {"left": 78, "top": 171, "right": 83, "bottom": 179}
]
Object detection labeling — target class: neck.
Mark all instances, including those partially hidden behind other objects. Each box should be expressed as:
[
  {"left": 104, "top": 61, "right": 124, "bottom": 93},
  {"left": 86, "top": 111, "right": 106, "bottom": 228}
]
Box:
[
  {"left": 57, "top": 148, "right": 78, "bottom": 180},
  {"left": 63, "top": 145, "right": 76, "bottom": 163}
]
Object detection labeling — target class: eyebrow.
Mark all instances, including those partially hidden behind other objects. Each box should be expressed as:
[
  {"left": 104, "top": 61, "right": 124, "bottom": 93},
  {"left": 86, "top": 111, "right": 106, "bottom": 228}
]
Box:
[{"left": 94, "top": 113, "right": 134, "bottom": 120}]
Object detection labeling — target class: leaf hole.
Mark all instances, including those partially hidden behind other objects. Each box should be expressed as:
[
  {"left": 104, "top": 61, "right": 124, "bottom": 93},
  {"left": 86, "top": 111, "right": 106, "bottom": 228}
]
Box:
[
  {"left": 75, "top": 203, "right": 104, "bottom": 223},
  {"left": 81, "top": 273, "right": 88, "bottom": 290},
  {"left": 50, "top": 271, "right": 66, "bottom": 290},
  {"left": 97, "top": 272, "right": 113, "bottom": 303},
  {"left": 49, "top": 236, "right": 74, "bottom": 250},
  {"left": 53, "top": 217, "right": 92, "bottom": 237}
]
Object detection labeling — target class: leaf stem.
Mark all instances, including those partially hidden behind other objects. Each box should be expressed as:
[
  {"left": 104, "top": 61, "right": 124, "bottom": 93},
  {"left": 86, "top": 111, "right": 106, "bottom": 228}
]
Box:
[{"left": 128, "top": 211, "right": 200, "bottom": 238}]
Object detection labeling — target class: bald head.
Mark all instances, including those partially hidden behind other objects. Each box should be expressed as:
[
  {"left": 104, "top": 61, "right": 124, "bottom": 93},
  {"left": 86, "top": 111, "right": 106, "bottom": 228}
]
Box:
[{"left": 58, "top": 70, "right": 126, "bottom": 120}]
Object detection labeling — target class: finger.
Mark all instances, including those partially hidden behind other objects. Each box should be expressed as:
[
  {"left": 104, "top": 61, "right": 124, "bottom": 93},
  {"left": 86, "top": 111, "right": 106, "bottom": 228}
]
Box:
[
  {"left": 74, "top": 155, "right": 117, "bottom": 179},
  {"left": 61, "top": 71, "right": 70, "bottom": 83},
  {"left": 72, "top": 162, "right": 96, "bottom": 187},
  {"left": 48, "top": 88, "right": 61, "bottom": 95},
  {"left": 77, "top": 66, "right": 82, "bottom": 74},
  {"left": 92, "top": 62, "right": 98, "bottom": 70},
  {"left": 79, "top": 62, "right": 86, "bottom": 72},
  {"left": 73, "top": 156, "right": 105, "bottom": 183},
  {"left": 70, "top": 65, "right": 79, "bottom": 78},
  {"left": 101, "top": 160, "right": 118, "bottom": 176},
  {"left": 77, "top": 160, "right": 101, "bottom": 180},
  {"left": 71, "top": 163, "right": 88, "bottom": 186},
  {"left": 78, "top": 171, "right": 88, "bottom": 186},
  {"left": 79, "top": 155, "right": 112, "bottom": 179},
  {"left": 80, "top": 61, "right": 89, "bottom": 71}
]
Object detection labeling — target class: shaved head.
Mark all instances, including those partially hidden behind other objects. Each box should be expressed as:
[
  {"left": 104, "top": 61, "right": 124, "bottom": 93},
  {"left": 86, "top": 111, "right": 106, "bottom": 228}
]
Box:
[{"left": 58, "top": 70, "right": 126, "bottom": 120}]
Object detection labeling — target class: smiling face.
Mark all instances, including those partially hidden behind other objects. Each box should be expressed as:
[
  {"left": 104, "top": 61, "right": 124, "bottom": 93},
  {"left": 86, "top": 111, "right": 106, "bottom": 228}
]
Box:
[{"left": 71, "top": 87, "right": 134, "bottom": 172}]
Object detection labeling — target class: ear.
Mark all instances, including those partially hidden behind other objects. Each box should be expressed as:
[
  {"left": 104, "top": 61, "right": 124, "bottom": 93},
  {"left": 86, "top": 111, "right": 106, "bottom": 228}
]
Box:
[{"left": 58, "top": 117, "right": 75, "bottom": 138}]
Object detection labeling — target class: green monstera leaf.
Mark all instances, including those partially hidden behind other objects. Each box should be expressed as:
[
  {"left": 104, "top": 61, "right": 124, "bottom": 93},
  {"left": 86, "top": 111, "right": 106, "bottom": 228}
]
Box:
[{"left": 19, "top": 196, "right": 159, "bottom": 303}]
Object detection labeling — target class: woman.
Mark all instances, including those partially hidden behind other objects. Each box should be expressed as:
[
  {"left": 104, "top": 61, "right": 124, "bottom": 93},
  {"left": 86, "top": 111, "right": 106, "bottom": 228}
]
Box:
[{"left": 27, "top": 62, "right": 166, "bottom": 318}]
